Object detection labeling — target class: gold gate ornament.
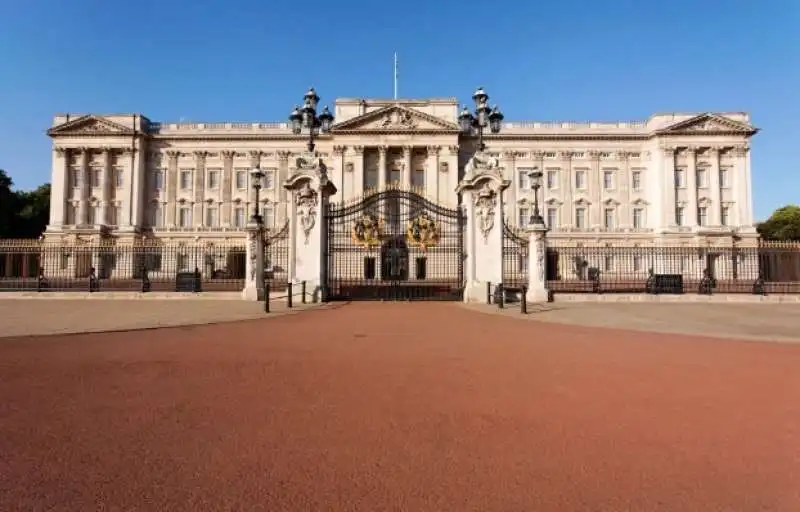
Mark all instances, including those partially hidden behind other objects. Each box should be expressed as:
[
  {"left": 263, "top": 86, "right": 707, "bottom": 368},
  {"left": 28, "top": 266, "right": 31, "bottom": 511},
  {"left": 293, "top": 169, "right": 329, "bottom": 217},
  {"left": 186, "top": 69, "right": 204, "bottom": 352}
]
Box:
[
  {"left": 351, "top": 215, "right": 384, "bottom": 248},
  {"left": 407, "top": 214, "right": 440, "bottom": 252}
]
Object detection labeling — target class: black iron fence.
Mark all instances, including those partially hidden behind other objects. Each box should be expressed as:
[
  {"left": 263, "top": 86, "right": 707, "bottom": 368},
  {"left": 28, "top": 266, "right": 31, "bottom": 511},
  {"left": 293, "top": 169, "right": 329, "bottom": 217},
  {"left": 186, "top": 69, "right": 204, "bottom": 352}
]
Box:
[
  {"left": 0, "top": 240, "right": 248, "bottom": 292},
  {"left": 546, "top": 243, "right": 800, "bottom": 294},
  {"left": 502, "top": 223, "right": 529, "bottom": 290}
]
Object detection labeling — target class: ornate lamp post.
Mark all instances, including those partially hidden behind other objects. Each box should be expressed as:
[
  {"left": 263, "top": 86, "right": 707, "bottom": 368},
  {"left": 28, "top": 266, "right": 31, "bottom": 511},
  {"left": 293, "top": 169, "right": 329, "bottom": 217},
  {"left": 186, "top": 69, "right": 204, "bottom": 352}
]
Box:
[
  {"left": 458, "top": 87, "right": 504, "bottom": 152},
  {"left": 289, "top": 88, "right": 335, "bottom": 153},
  {"left": 529, "top": 169, "right": 544, "bottom": 225},
  {"left": 250, "top": 166, "right": 265, "bottom": 224}
]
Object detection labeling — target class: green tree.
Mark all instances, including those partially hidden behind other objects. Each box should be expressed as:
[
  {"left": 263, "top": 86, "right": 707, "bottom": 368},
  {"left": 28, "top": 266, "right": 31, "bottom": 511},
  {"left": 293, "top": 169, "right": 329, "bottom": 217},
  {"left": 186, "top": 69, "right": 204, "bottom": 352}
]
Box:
[
  {"left": 757, "top": 205, "right": 800, "bottom": 241},
  {"left": 0, "top": 169, "right": 51, "bottom": 239}
]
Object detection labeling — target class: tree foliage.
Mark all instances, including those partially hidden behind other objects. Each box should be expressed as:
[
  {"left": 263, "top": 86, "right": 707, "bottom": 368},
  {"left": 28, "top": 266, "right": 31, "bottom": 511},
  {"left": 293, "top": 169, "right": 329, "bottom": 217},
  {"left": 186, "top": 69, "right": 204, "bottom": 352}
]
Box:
[
  {"left": 757, "top": 205, "right": 800, "bottom": 241},
  {"left": 0, "top": 169, "right": 50, "bottom": 239}
]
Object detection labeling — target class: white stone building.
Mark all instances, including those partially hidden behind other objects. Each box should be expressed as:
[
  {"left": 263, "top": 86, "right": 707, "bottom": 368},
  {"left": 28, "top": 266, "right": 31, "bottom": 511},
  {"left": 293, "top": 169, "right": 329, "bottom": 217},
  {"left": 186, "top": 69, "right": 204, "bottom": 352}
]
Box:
[{"left": 44, "top": 96, "right": 758, "bottom": 246}]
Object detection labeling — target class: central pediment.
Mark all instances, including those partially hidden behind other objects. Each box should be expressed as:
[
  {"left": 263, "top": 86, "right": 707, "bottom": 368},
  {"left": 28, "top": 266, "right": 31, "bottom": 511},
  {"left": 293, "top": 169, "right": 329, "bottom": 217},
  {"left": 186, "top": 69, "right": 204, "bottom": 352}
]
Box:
[
  {"left": 657, "top": 113, "right": 757, "bottom": 135},
  {"left": 330, "top": 105, "right": 460, "bottom": 133},
  {"left": 48, "top": 115, "right": 136, "bottom": 137}
]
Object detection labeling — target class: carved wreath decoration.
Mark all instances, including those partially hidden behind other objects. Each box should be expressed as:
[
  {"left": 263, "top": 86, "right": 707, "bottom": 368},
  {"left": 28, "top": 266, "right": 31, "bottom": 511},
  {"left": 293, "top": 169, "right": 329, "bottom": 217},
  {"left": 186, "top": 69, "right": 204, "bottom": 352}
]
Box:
[
  {"left": 351, "top": 214, "right": 384, "bottom": 249},
  {"left": 406, "top": 214, "right": 440, "bottom": 252}
]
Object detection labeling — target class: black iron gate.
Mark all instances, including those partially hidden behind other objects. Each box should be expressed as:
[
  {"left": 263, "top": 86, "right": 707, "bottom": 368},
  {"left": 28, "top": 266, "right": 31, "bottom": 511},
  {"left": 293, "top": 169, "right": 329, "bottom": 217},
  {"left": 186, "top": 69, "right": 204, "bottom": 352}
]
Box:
[
  {"left": 502, "top": 222, "right": 529, "bottom": 289},
  {"left": 324, "top": 190, "right": 464, "bottom": 301}
]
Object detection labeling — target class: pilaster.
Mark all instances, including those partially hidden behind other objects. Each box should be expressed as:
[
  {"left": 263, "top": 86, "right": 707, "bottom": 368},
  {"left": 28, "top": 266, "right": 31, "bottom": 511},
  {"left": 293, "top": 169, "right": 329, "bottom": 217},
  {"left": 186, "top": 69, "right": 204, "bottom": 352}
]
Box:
[
  {"left": 353, "top": 146, "right": 365, "bottom": 197},
  {"left": 662, "top": 147, "right": 676, "bottom": 230},
  {"left": 101, "top": 147, "right": 113, "bottom": 225},
  {"left": 559, "top": 151, "right": 573, "bottom": 228},
  {"left": 426, "top": 146, "right": 440, "bottom": 203},
  {"left": 402, "top": 145, "right": 412, "bottom": 189},
  {"left": 446, "top": 145, "right": 459, "bottom": 207},
  {"left": 501, "top": 151, "right": 517, "bottom": 218},
  {"left": 78, "top": 148, "right": 90, "bottom": 226},
  {"left": 588, "top": 151, "right": 601, "bottom": 227},
  {"left": 193, "top": 151, "right": 208, "bottom": 227},
  {"left": 617, "top": 151, "right": 630, "bottom": 228},
  {"left": 277, "top": 150, "right": 292, "bottom": 223},
  {"left": 166, "top": 150, "right": 180, "bottom": 226},
  {"left": 377, "top": 145, "right": 388, "bottom": 192},
  {"left": 221, "top": 150, "right": 235, "bottom": 225},
  {"left": 685, "top": 147, "right": 698, "bottom": 226},
  {"left": 707, "top": 147, "right": 721, "bottom": 225},
  {"left": 49, "top": 147, "right": 69, "bottom": 228},
  {"left": 333, "top": 145, "right": 347, "bottom": 198},
  {"left": 526, "top": 223, "right": 549, "bottom": 303}
]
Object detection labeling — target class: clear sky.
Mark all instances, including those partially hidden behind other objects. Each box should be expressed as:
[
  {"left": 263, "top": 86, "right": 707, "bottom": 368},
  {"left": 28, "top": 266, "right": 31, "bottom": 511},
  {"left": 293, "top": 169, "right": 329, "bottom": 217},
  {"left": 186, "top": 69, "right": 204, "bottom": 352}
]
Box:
[{"left": 0, "top": 0, "right": 797, "bottom": 220}]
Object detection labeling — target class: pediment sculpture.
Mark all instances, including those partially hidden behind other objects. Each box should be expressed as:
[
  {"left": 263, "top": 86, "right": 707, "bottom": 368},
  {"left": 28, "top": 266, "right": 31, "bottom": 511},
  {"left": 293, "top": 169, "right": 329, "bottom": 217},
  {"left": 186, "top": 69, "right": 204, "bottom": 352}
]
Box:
[
  {"left": 379, "top": 109, "right": 417, "bottom": 129},
  {"left": 295, "top": 182, "right": 318, "bottom": 244},
  {"left": 474, "top": 183, "right": 497, "bottom": 243}
]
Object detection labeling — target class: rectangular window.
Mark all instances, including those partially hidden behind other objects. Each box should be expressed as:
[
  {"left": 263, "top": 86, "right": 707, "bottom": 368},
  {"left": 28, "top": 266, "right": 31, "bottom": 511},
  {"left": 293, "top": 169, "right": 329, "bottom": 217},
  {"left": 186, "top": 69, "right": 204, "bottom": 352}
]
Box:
[
  {"left": 207, "top": 169, "right": 221, "bottom": 190},
  {"left": 205, "top": 207, "right": 218, "bottom": 227},
  {"left": 721, "top": 206, "right": 730, "bottom": 226},
  {"left": 364, "top": 168, "right": 378, "bottom": 189},
  {"left": 546, "top": 170, "right": 558, "bottom": 189},
  {"left": 698, "top": 206, "right": 708, "bottom": 226},
  {"left": 575, "top": 207, "right": 587, "bottom": 229},
  {"left": 234, "top": 207, "right": 245, "bottom": 227},
  {"left": 263, "top": 205, "right": 274, "bottom": 228},
  {"left": 633, "top": 208, "right": 644, "bottom": 229},
  {"left": 263, "top": 169, "right": 276, "bottom": 190},
  {"left": 518, "top": 207, "right": 529, "bottom": 227},
  {"left": 149, "top": 204, "right": 162, "bottom": 227},
  {"left": 720, "top": 168, "right": 730, "bottom": 188},
  {"left": 546, "top": 207, "right": 558, "bottom": 228},
  {"left": 153, "top": 170, "right": 164, "bottom": 191},
  {"left": 603, "top": 170, "right": 615, "bottom": 190},
  {"left": 676, "top": 206, "right": 685, "bottom": 226},
  {"left": 518, "top": 170, "right": 531, "bottom": 190},
  {"left": 235, "top": 169, "right": 248, "bottom": 190},
  {"left": 575, "top": 170, "right": 586, "bottom": 190},
  {"left": 179, "top": 207, "right": 191, "bottom": 227},
  {"left": 389, "top": 169, "right": 401, "bottom": 185},
  {"left": 66, "top": 203, "right": 76, "bottom": 224},
  {"left": 604, "top": 208, "right": 615, "bottom": 228},
  {"left": 364, "top": 257, "right": 376, "bottom": 280},
  {"left": 92, "top": 168, "right": 102, "bottom": 187},
  {"left": 604, "top": 255, "right": 614, "bottom": 272},
  {"left": 114, "top": 168, "right": 124, "bottom": 187},
  {"left": 697, "top": 168, "right": 707, "bottom": 187},
  {"left": 631, "top": 170, "right": 642, "bottom": 191},
  {"left": 179, "top": 169, "right": 193, "bottom": 190},
  {"left": 412, "top": 169, "right": 425, "bottom": 189},
  {"left": 675, "top": 169, "right": 686, "bottom": 188}
]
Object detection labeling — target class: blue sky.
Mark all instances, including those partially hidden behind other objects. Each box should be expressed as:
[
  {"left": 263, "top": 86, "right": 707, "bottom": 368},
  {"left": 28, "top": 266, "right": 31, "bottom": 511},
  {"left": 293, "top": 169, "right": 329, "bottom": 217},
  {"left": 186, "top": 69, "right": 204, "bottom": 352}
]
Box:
[{"left": 0, "top": 0, "right": 797, "bottom": 219}]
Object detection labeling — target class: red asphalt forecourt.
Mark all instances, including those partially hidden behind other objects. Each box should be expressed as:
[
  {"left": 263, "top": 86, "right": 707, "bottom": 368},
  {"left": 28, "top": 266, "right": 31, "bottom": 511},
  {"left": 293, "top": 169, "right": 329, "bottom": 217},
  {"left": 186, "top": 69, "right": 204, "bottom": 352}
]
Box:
[{"left": 1, "top": 302, "right": 798, "bottom": 510}]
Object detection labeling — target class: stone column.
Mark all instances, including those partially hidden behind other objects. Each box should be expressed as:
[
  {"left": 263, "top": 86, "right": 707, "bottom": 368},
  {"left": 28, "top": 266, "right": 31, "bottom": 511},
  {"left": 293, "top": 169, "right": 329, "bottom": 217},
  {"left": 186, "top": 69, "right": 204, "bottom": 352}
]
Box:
[
  {"left": 166, "top": 150, "right": 179, "bottom": 226},
  {"left": 402, "top": 145, "right": 412, "bottom": 189},
  {"left": 662, "top": 147, "right": 676, "bottom": 228},
  {"left": 617, "top": 151, "right": 630, "bottom": 228},
  {"left": 526, "top": 222, "right": 549, "bottom": 303},
  {"left": 333, "top": 145, "right": 347, "bottom": 198},
  {"left": 284, "top": 156, "right": 338, "bottom": 302},
  {"left": 352, "top": 146, "right": 365, "bottom": 197},
  {"left": 426, "top": 146, "right": 440, "bottom": 202},
  {"left": 685, "top": 147, "right": 697, "bottom": 226},
  {"left": 277, "top": 150, "right": 291, "bottom": 223},
  {"left": 501, "top": 151, "right": 517, "bottom": 220},
  {"left": 446, "top": 145, "right": 460, "bottom": 207},
  {"left": 588, "top": 151, "right": 601, "bottom": 228},
  {"left": 193, "top": 151, "right": 208, "bottom": 226},
  {"left": 248, "top": 150, "right": 262, "bottom": 218},
  {"left": 559, "top": 151, "right": 573, "bottom": 227},
  {"left": 101, "top": 147, "right": 113, "bottom": 225},
  {"left": 377, "top": 146, "right": 388, "bottom": 191},
  {"left": 78, "top": 148, "right": 91, "bottom": 226},
  {"left": 49, "top": 147, "right": 69, "bottom": 228},
  {"left": 242, "top": 222, "right": 265, "bottom": 301},
  {"left": 221, "top": 150, "right": 235, "bottom": 226},
  {"left": 734, "top": 146, "right": 749, "bottom": 228},
  {"left": 707, "top": 147, "right": 721, "bottom": 225}
]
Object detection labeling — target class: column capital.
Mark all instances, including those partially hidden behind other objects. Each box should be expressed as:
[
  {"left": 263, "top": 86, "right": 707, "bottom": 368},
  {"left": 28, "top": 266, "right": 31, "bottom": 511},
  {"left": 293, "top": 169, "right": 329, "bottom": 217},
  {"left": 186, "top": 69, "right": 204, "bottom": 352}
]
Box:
[
  {"left": 662, "top": 146, "right": 677, "bottom": 156},
  {"left": 733, "top": 145, "right": 749, "bottom": 156},
  {"left": 194, "top": 150, "right": 209, "bottom": 161},
  {"left": 530, "top": 150, "right": 545, "bottom": 159},
  {"left": 558, "top": 150, "right": 573, "bottom": 160},
  {"left": 119, "top": 147, "right": 137, "bottom": 156},
  {"left": 352, "top": 145, "right": 365, "bottom": 155},
  {"left": 54, "top": 146, "right": 68, "bottom": 156},
  {"left": 221, "top": 149, "right": 236, "bottom": 160},
  {"left": 377, "top": 145, "right": 389, "bottom": 155},
  {"left": 332, "top": 145, "right": 347, "bottom": 155},
  {"left": 501, "top": 150, "right": 518, "bottom": 160},
  {"left": 682, "top": 145, "right": 698, "bottom": 154},
  {"left": 166, "top": 150, "right": 181, "bottom": 161},
  {"left": 426, "top": 145, "right": 440, "bottom": 155},
  {"left": 276, "top": 150, "right": 292, "bottom": 161},
  {"left": 616, "top": 150, "right": 630, "bottom": 160},
  {"left": 587, "top": 150, "right": 602, "bottom": 161},
  {"left": 402, "top": 145, "right": 413, "bottom": 155},
  {"left": 446, "top": 145, "right": 459, "bottom": 156},
  {"left": 249, "top": 150, "right": 262, "bottom": 166}
]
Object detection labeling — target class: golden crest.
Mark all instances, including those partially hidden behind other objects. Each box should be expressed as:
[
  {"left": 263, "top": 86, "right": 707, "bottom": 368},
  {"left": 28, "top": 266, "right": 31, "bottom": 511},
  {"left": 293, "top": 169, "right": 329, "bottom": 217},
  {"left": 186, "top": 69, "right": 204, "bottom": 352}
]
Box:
[
  {"left": 406, "top": 214, "right": 440, "bottom": 252},
  {"left": 351, "top": 214, "right": 384, "bottom": 248}
]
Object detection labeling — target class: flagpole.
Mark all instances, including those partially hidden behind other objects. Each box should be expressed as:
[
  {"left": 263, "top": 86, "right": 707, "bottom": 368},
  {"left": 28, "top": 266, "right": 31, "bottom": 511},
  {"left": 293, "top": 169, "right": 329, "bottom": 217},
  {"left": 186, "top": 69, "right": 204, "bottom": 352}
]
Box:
[{"left": 393, "top": 52, "right": 398, "bottom": 100}]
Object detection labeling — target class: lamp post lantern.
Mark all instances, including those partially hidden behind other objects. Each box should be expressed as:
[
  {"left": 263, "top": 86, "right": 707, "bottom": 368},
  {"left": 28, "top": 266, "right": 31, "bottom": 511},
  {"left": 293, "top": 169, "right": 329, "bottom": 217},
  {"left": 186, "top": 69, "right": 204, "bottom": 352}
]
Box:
[
  {"left": 529, "top": 169, "right": 544, "bottom": 225},
  {"left": 289, "top": 88, "right": 335, "bottom": 153},
  {"left": 250, "top": 166, "right": 265, "bottom": 224},
  {"left": 458, "top": 87, "right": 504, "bottom": 152}
]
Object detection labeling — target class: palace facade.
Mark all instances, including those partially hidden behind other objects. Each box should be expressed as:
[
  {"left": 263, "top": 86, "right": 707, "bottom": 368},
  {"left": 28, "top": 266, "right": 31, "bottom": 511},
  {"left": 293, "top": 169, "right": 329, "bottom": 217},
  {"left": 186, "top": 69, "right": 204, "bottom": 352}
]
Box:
[{"left": 44, "top": 96, "right": 758, "bottom": 245}]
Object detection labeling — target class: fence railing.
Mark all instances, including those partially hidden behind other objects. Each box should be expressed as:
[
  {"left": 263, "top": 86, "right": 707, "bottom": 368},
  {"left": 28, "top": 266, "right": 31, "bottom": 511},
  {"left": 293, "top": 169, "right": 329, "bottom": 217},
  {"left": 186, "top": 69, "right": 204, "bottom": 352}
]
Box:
[
  {"left": 0, "top": 240, "right": 248, "bottom": 292},
  {"left": 545, "top": 244, "right": 800, "bottom": 294}
]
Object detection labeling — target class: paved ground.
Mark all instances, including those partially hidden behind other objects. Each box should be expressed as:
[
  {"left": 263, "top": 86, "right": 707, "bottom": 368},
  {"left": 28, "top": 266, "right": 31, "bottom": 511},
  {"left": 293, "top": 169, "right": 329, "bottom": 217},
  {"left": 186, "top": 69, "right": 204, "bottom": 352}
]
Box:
[
  {"left": 466, "top": 302, "right": 800, "bottom": 343},
  {"left": 0, "top": 298, "right": 320, "bottom": 338},
  {"left": 1, "top": 302, "right": 799, "bottom": 511}
]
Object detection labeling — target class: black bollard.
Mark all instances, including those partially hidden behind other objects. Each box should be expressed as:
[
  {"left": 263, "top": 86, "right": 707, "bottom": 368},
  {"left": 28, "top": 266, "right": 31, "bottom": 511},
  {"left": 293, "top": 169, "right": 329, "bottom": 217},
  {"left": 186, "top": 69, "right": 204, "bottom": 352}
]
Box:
[
  {"left": 287, "top": 282, "right": 293, "bottom": 308},
  {"left": 497, "top": 283, "right": 504, "bottom": 309},
  {"left": 301, "top": 281, "right": 307, "bottom": 304},
  {"left": 521, "top": 286, "right": 528, "bottom": 314},
  {"left": 487, "top": 281, "right": 492, "bottom": 304},
  {"left": 264, "top": 280, "right": 270, "bottom": 313}
]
